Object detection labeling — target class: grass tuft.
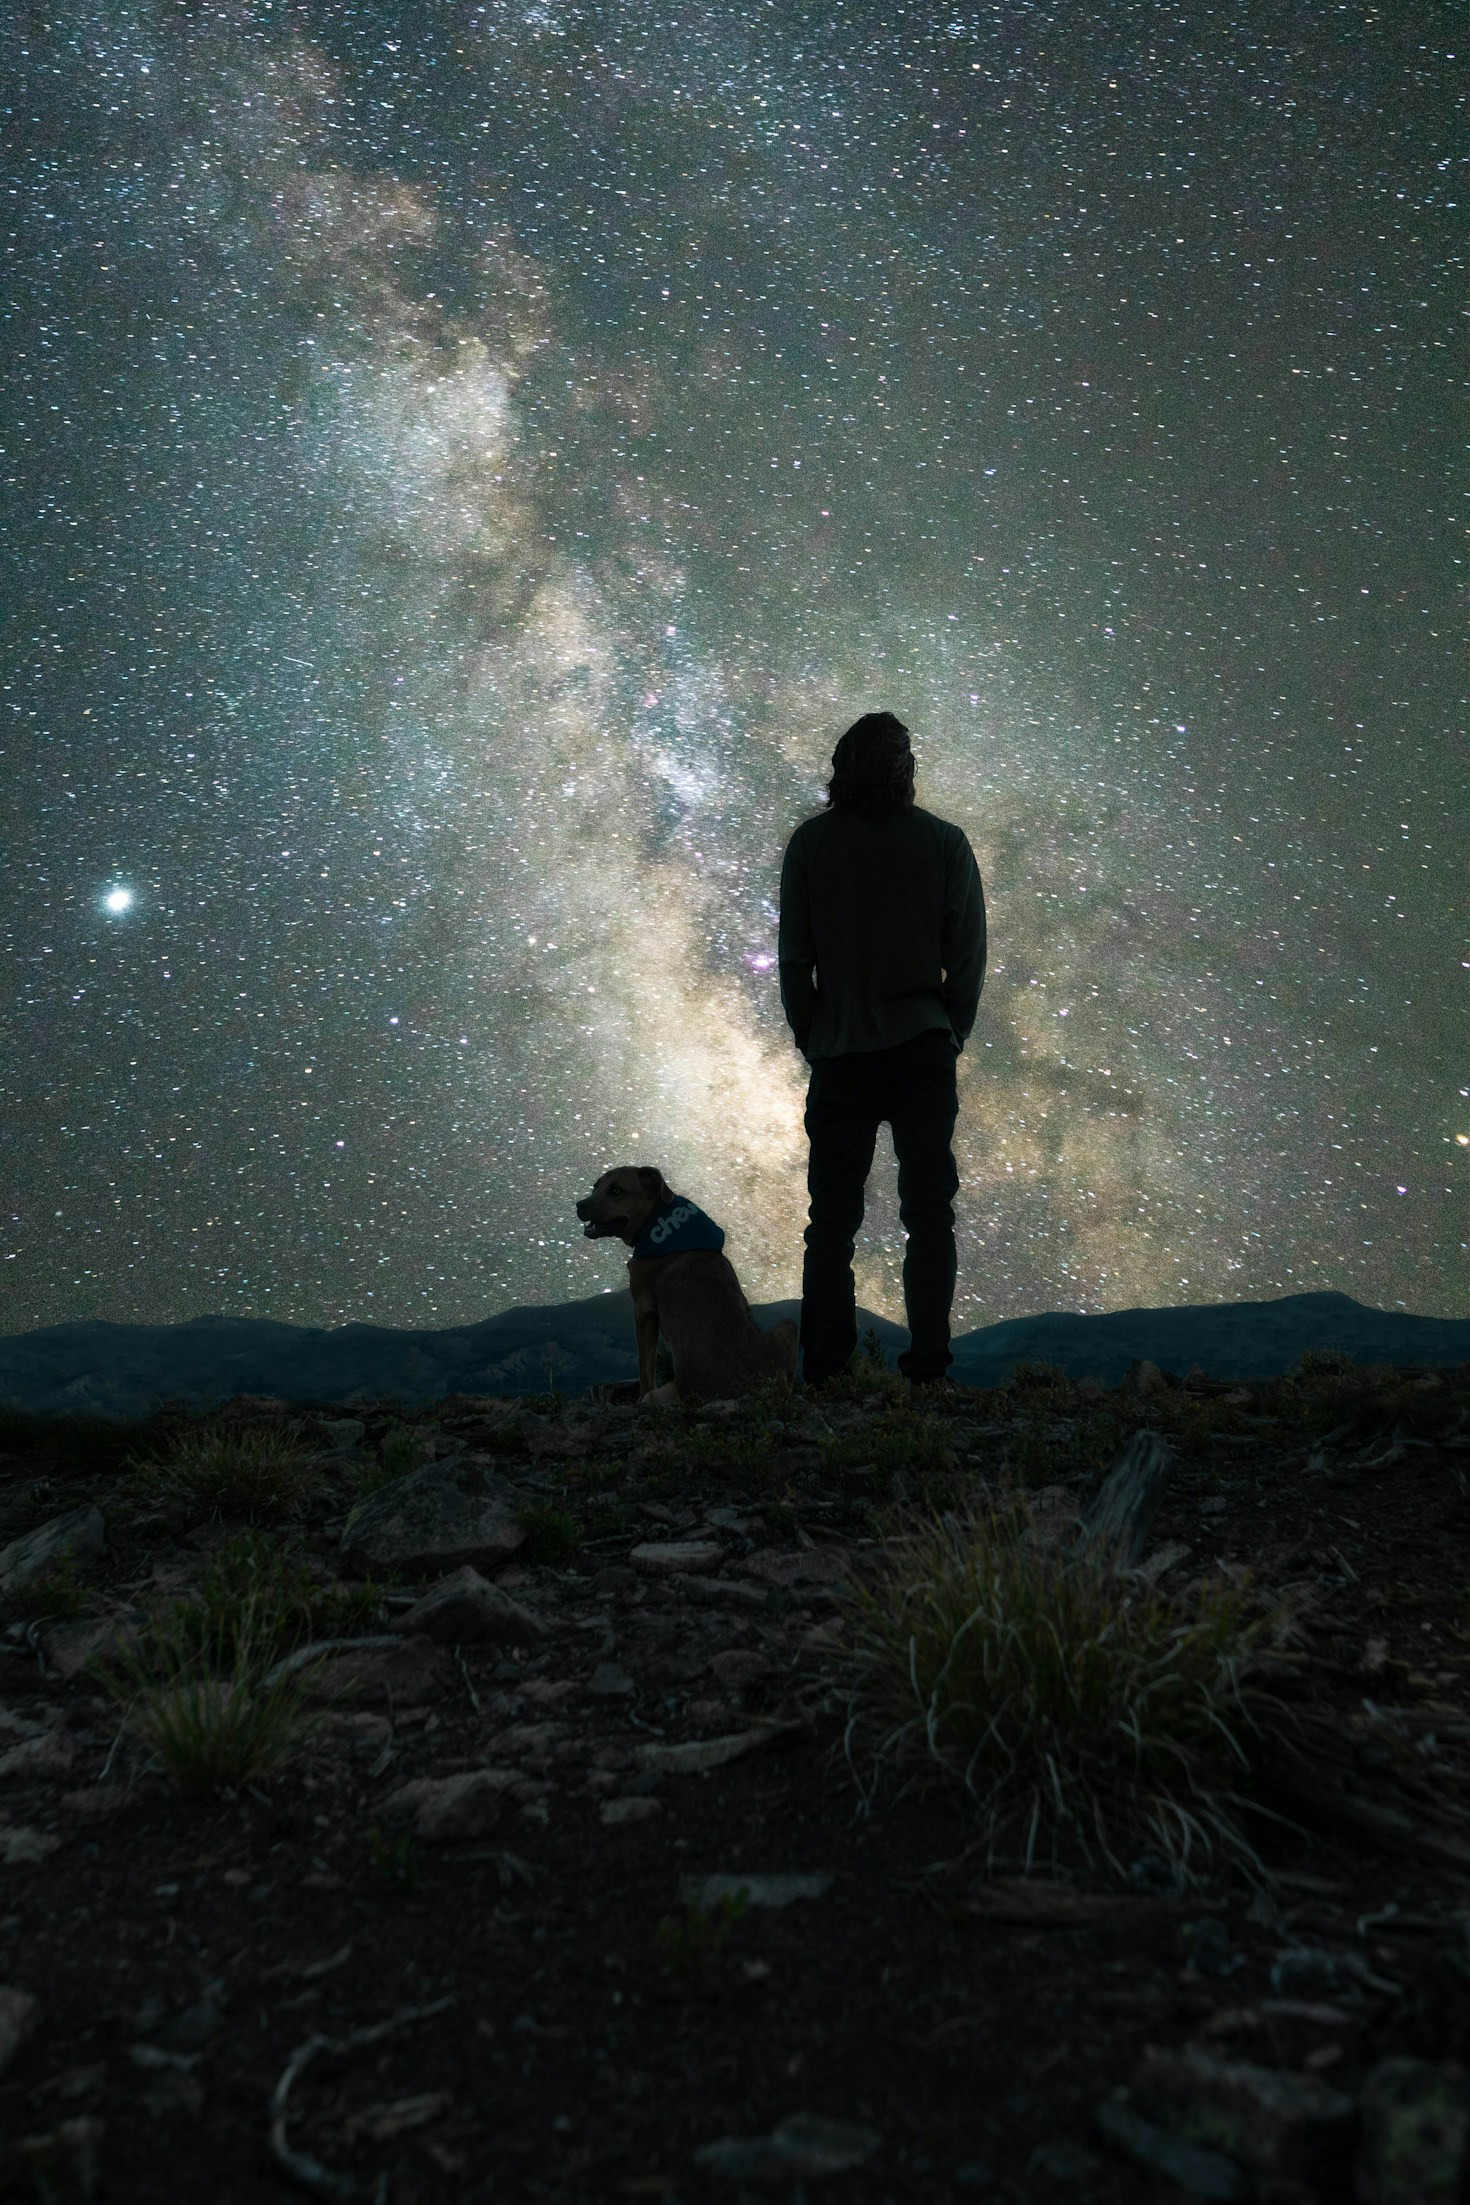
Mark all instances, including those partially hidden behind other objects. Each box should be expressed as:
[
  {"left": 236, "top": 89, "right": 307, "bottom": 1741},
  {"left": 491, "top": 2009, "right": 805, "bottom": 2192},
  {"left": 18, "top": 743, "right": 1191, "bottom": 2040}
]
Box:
[
  {"left": 101, "top": 1599, "right": 310, "bottom": 1795},
  {"left": 125, "top": 1421, "right": 319, "bottom": 1524},
  {"left": 169, "top": 1529, "right": 384, "bottom": 1671},
  {"left": 836, "top": 1489, "right": 1273, "bottom": 1879}
]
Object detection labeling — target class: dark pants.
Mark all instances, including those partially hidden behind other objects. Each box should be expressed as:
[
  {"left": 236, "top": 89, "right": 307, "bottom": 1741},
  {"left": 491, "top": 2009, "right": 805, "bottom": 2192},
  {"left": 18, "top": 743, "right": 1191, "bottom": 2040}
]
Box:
[{"left": 800, "top": 1026, "right": 960, "bottom": 1385}]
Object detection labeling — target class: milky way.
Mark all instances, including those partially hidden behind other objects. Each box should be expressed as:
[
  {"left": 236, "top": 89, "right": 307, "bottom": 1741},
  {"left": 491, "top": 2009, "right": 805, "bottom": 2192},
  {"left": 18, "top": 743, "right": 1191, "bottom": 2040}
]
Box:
[{"left": 3, "top": 2, "right": 1463, "bottom": 1336}]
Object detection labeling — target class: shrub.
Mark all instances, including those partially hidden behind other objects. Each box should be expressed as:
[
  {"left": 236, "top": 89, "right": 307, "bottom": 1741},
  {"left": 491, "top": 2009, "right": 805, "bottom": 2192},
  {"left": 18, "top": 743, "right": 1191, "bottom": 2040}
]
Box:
[
  {"left": 125, "top": 1421, "right": 318, "bottom": 1524},
  {"left": 836, "top": 1490, "right": 1272, "bottom": 1878},
  {"left": 101, "top": 1601, "right": 310, "bottom": 1794},
  {"left": 515, "top": 1503, "right": 583, "bottom": 1565},
  {"left": 1294, "top": 1347, "right": 1354, "bottom": 1379}
]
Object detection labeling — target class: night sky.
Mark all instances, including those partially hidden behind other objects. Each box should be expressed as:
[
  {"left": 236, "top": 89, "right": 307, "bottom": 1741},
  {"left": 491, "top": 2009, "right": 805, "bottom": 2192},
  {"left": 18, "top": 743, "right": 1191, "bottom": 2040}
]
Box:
[{"left": 3, "top": 2, "right": 1463, "bottom": 1339}]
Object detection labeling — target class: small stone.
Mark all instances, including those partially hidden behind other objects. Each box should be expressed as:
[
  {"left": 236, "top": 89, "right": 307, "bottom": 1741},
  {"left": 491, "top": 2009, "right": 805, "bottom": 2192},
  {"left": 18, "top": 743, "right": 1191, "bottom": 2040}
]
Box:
[
  {"left": 1026, "top": 2139, "right": 1103, "bottom": 2184},
  {"left": 600, "top": 1796, "right": 661, "bottom": 1826},
  {"left": 338, "top": 1458, "right": 525, "bottom": 1577},
  {"left": 0, "top": 1508, "right": 106, "bottom": 1593},
  {"left": 282, "top": 1637, "right": 449, "bottom": 1708},
  {"left": 0, "top": 1826, "right": 60, "bottom": 1865},
  {"left": 318, "top": 1419, "right": 366, "bottom": 1450},
  {"left": 0, "top": 1733, "right": 74, "bottom": 1781},
  {"left": 634, "top": 1726, "right": 794, "bottom": 1776},
  {"left": 741, "top": 1546, "right": 852, "bottom": 1590},
  {"left": 382, "top": 1769, "right": 517, "bottom": 1841},
  {"left": 1269, "top": 1945, "right": 1357, "bottom": 1999},
  {"left": 1137, "top": 2043, "right": 1356, "bottom": 2181},
  {"left": 0, "top": 1987, "right": 39, "bottom": 2080},
  {"left": 39, "top": 1617, "right": 133, "bottom": 1682},
  {"left": 695, "top": 2112, "right": 879, "bottom": 2182},
  {"left": 708, "top": 1648, "right": 774, "bottom": 1691},
  {"left": 680, "top": 1576, "right": 769, "bottom": 1610},
  {"left": 680, "top": 1873, "right": 830, "bottom": 1910},
  {"left": 592, "top": 1566, "right": 640, "bottom": 1595},
  {"left": 1095, "top": 2090, "right": 1250, "bottom": 2201},
  {"left": 629, "top": 1541, "right": 724, "bottom": 1575},
  {"left": 587, "top": 1662, "right": 635, "bottom": 1699},
  {"left": 60, "top": 1787, "right": 129, "bottom": 1819},
  {"left": 1356, "top": 2057, "right": 1470, "bottom": 2205},
  {"left": 388, "top": 1566, "right": 547, "bottom": 1646},
  {"left": 17, "top": 2115, "right": 104, "bottom": 2202}
]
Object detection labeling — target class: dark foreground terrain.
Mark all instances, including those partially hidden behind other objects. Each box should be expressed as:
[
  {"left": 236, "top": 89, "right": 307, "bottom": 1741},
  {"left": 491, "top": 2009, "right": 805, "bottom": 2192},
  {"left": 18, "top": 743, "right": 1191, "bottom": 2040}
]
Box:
[{"left": 1, "top": 1353, "right": 1468, "bottom": 2203}]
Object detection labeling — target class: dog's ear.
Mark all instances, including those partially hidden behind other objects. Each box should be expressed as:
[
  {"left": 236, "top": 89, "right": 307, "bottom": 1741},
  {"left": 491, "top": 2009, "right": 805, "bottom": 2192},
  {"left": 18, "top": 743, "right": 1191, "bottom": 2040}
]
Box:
[{"left": 636, "top": 1166, "right": 673, "bottom": 1205}]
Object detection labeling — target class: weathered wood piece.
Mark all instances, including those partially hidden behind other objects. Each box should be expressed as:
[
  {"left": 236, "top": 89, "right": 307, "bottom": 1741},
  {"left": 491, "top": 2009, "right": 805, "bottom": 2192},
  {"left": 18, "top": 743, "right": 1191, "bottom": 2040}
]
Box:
[{"left": 1075, "top": 1429, "right": 1176, "bottom": 1568}]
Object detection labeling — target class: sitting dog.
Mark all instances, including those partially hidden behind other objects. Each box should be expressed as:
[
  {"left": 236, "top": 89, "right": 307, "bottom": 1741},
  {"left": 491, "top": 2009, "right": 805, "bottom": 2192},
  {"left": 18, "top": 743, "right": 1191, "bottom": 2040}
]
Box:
[{"left": 576, "top": 1166, "right": 798, "bottom": 1404}]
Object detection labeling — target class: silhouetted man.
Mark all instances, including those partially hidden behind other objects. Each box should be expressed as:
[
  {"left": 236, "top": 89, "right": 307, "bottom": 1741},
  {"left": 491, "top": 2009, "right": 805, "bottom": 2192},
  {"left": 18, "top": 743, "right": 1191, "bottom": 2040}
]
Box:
[{"left": 778, "top": 712, "right": 986, "bottom": 1389}]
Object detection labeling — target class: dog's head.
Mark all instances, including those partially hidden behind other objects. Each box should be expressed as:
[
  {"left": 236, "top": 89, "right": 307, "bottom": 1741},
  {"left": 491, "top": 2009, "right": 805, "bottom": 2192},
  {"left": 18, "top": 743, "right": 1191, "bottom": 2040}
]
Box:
[{"left": 575, "top": 1166, "right": 674, "bottom": 1245}]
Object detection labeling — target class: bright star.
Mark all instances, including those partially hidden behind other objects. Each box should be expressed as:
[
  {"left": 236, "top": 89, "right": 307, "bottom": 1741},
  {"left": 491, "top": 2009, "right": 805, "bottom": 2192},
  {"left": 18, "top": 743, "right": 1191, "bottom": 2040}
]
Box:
[{"left": 102, "top": 886, "right": 134, "bottom": 915}]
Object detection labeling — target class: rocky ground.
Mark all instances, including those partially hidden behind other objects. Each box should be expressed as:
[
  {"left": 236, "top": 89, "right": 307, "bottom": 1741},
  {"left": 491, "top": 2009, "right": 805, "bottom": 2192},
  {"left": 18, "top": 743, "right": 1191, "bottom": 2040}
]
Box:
[{"left": 0, "top": 1354, "right": 1468, "bottom": 2203}]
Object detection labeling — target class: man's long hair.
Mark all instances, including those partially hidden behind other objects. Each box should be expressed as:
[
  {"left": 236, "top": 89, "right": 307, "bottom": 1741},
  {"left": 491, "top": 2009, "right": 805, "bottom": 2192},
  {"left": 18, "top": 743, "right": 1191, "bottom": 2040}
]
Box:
[{"left": 823, "top": 711, "right": 915, "bottom": 819}]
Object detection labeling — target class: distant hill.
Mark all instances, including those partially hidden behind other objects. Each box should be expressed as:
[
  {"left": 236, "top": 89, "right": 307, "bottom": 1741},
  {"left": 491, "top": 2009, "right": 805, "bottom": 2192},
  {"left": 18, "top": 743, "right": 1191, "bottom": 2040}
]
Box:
[{"left": 0, "top": 1289, "right": 1465, "bottom": 1418}]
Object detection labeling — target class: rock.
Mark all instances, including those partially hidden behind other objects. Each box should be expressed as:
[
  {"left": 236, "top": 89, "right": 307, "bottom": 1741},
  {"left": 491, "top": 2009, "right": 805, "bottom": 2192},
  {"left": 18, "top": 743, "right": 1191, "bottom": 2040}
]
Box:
[
  {"left": 680, "top": 1874, "right": 830, "bottom": 1910},
  {"left": 1095, "top": 2090, "right": 1250, "bottom": 2201},
  {"left": 587, "top": 1662, "right": 635, "bottom": 1699},
  {"left": 1026, "top": 2139, "right": 1104, "bottom": 2184},
  {"left": 629, "top": 1541, "right": 724, "bottom": 1575},
  {"left": 318, "top": 1418, "right": 366, "bottom": 1450},
  {"left": 741, "top": 1547, "right": 852, "bottom": 1590},
  {"left": 592, "top": 1566, "right": 641, "bottom": 1596},
  {"left": 387, "top": 1566, "right": 547, "bottom": 1646},
  {"left": 39, "top": 1616, "right": 134, "bottom": 1682},
  {"left": 695, "top": 2112, "right": 880, "bottom": 2182},
  {"left": 60, "top": 1787, "right": 130, "bottom": 1819},
  {"left": 522, "top": 1421, "right": 593, "bottom": 1458},
  {"left": 16, "top": 2115, "right": 104, "bottom": 2203},
  {"left": 680, "top": 1576, "right": 770, "bottom": 1610},
  {"left": 0, "top": 1826, "right": 60, "bottom": 1865},
  {"left": 0, "top": 1987, "right": 38, "bottom": 2081},
  {"left": 708, "top": 1648, "right": 774, "bottom": 1691},
  {"left": 1270, "top": 1945, "right": 1361, "bottom": 1999},
  {"left": 0, "top": 1734, "right": 74, "bottom": 1781},
  {"left": 274, "top": 1636, "right": 448, "bottom": 1708},
  {"left": 1137, "top": 2043, "right": 1357, "bottom": 2181},
  {"left": 600, "top": 1797, "right": 661, "bottom": 1826},
  {"left": 382, "top": 1770, "right": 517, "bottom": 1841},
  {"left": 337, "top": 1457, "right": 525, "bottom": 1577},
  {"left": 1355, "top": 2058, "right": 1470, "bottom": 2205},
  {"left": 634, "top": 1726, "right": 795, "bottom": 1776},
  {"left": 0, "top": 1508, "right": 105, "bottom": 1593}
]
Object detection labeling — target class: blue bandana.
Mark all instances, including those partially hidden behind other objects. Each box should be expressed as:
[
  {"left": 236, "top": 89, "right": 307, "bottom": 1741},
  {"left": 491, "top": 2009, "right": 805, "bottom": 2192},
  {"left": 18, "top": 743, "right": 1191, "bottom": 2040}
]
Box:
[{"left": 631, "top": 1197, "right": 726, "bottom": 1261}]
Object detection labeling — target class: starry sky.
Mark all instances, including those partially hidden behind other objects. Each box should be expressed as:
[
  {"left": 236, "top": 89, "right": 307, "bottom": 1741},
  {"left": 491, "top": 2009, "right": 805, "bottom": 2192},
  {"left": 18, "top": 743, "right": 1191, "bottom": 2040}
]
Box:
[{"left": 3, "top": 1, "right": 1464, "bottom": 1339}]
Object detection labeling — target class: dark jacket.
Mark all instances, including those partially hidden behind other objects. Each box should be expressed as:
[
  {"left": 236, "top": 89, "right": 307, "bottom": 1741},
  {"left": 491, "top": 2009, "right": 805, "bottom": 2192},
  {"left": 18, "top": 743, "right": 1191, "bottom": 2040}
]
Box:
[{"left": 777, "top": 803, "right": 986, "bottom": 1061}]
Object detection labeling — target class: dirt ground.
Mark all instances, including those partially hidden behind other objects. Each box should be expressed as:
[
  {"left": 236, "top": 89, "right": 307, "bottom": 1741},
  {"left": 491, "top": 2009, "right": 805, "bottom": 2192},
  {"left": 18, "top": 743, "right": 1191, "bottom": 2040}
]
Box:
[{"left": 1, "top": 1354, "right": 1468, "bottom": 2203}]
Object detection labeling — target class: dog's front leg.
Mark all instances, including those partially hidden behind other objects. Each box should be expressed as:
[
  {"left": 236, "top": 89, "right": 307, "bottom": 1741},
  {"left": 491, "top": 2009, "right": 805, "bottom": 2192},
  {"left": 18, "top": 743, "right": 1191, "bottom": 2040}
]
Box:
[{"left": 628, "top": 1259, "right": 662, "bottom": 1397}]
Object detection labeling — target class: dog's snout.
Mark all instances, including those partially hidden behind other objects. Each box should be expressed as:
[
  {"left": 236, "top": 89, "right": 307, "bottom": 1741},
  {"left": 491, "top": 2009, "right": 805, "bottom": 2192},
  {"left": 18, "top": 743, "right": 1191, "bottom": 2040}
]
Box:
[{"left": 575, "top": 1196, "right": 593, "bottom": 1220}]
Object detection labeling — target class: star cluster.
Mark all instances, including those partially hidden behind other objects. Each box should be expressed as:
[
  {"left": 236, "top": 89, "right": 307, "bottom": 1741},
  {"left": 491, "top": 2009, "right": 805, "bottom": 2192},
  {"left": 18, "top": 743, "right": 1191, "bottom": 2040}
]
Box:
[{"left": 2, "top": 2, "right": 1463, "bottom": 1334}]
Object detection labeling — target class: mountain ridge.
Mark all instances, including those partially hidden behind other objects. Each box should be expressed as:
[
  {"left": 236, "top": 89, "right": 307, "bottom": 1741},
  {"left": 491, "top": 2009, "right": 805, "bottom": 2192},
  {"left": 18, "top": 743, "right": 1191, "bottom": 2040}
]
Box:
[{"left": 1, "top": 1288, "right": 1465, "bottom": 1417}]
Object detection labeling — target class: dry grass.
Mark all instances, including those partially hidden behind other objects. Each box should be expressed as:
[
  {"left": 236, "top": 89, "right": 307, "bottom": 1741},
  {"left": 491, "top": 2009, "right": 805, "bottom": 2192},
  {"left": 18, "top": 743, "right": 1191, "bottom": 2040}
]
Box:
[
  {"left": 125, "top": 1420, "right": 319, "bottom": 1524},
  {"left": 836, "top": 1489, "right": 1275, "bottom": 1879},
  {"left": 101, "top": 1599, "right": 311, "bottom": 1794}
]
